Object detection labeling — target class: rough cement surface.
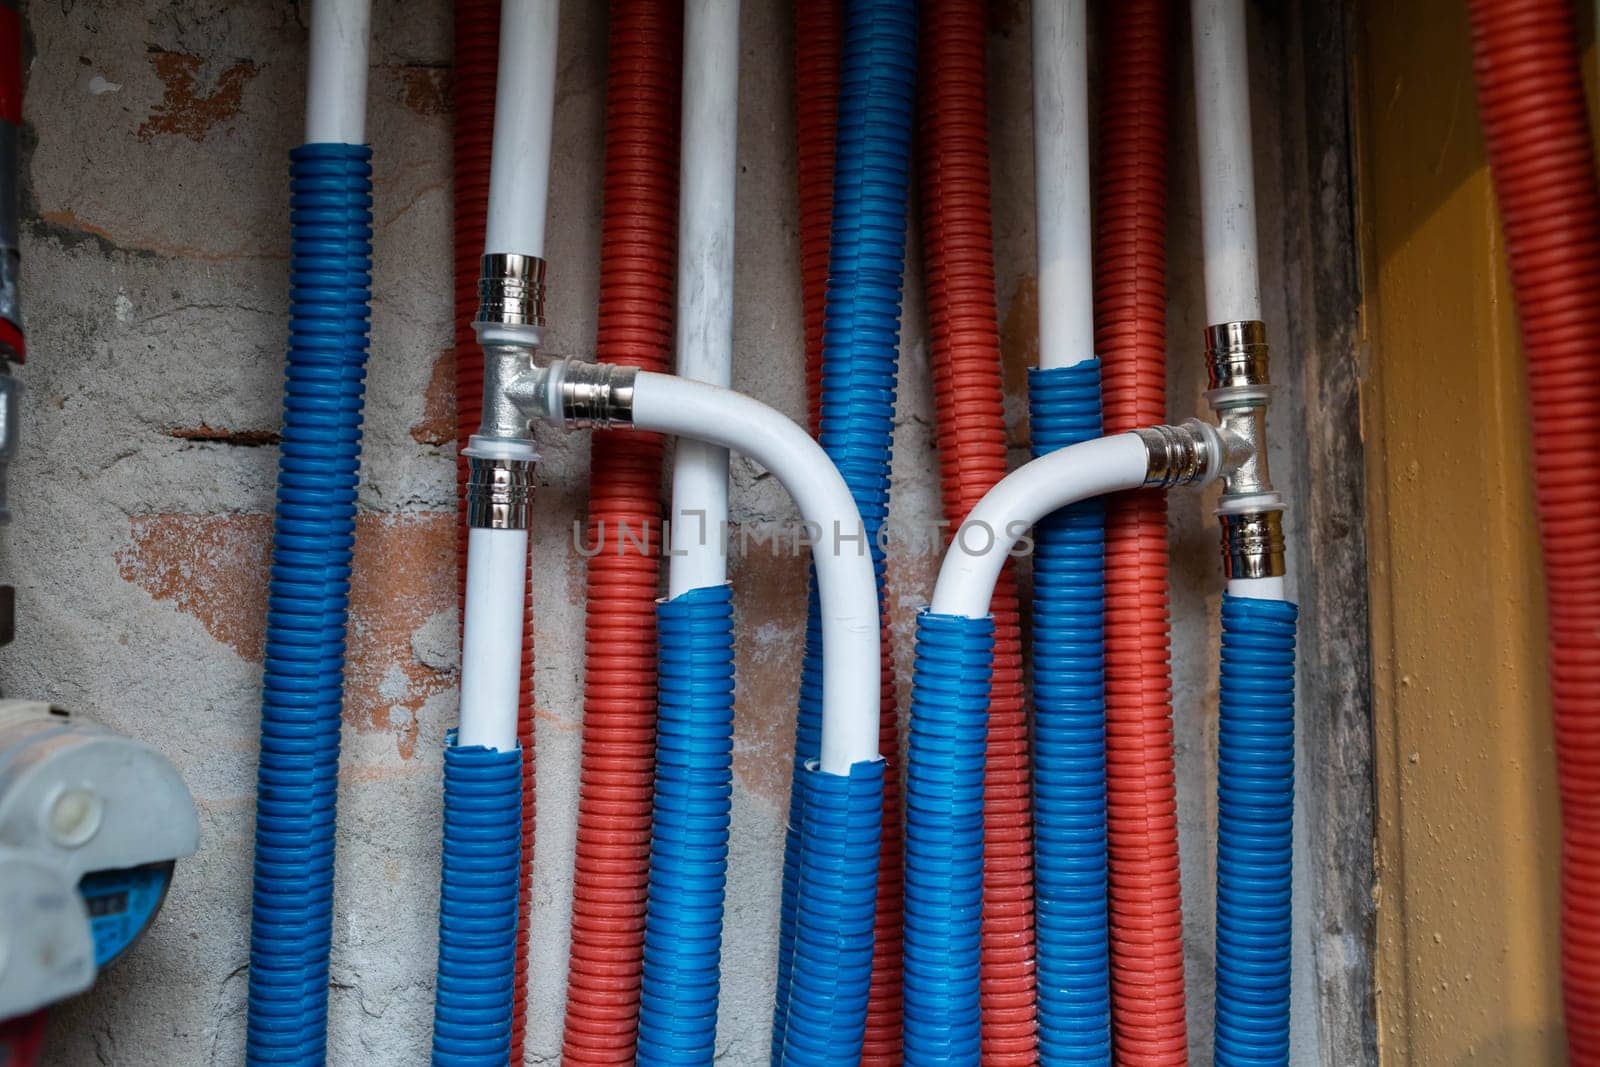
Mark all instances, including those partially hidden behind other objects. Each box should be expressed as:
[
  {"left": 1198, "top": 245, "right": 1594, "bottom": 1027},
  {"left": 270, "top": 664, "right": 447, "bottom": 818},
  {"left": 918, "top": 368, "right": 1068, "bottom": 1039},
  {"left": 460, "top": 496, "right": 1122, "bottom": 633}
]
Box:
[{"left": 6, "top": 2, "right": 1335, "bottom": 1064}]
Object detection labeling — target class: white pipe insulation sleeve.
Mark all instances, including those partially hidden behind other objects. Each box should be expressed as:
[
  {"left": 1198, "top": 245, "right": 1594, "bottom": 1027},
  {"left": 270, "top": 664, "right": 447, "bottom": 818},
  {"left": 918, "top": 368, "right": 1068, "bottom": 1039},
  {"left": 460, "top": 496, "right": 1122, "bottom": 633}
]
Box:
[
  {"left": 667, "top": 0, "right": 741, "bottom": 598},
  {"left": 930, "top": 433, "right": 1151, "bottom": 619},
  {"left": 485, "top": 0, "right": 561, "bottom": 256},
  {"left": 1032, "top": 0, "right": 1094, "bottom": 369},
  {"left": 632, "top": 372, "right": 880, "bottom": 774},
  {"left": 1191, "top": 0, "right": 1263, "bottom": 324},
  {"left": 457, "top": 527, "right": 530, "bottom": 751},
  {"left": 304, "top": 0, "right": 372, "bottom": 144}
]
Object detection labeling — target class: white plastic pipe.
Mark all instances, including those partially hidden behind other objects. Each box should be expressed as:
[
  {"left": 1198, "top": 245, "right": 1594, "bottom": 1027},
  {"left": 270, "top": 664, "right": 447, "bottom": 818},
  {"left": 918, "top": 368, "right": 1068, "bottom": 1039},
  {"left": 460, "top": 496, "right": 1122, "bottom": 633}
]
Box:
[
  {"left": 633, "top": 372, "right": 879, "bottom": 774},
  {"left": 485, "top": 0, "right": 560, "bottom": 255},
  {"left": 1229, "top": 575, "right": 1285, "bottom": 600},
  {"left": 931, "top": 434, "right": 1151, "bottom": 618},
  {"left": 1032, "top": 0, "right": 1094, "bottom": 369},
  {"left": 1191, "top": 0, "right": 1262, "bottom": 324},
  {"left": 1194, "top": 0, "right": 1285, "bottom": 601},
  {"left": 304, "top": 0, "right": 371, "bottom": 144},
  {"left": 667, "top": 0, "right": 741, "bottom": 598},
  {"left": 457, "top": 527, "right": 530, "bottom": 750}
]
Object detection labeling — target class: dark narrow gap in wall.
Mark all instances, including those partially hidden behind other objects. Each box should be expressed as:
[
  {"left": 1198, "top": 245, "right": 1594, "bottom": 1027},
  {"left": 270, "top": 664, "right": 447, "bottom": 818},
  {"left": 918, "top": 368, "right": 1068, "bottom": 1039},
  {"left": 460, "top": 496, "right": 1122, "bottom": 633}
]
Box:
[{"left": 1268, "top": 1, "right": 1378, "bottom": 1062}]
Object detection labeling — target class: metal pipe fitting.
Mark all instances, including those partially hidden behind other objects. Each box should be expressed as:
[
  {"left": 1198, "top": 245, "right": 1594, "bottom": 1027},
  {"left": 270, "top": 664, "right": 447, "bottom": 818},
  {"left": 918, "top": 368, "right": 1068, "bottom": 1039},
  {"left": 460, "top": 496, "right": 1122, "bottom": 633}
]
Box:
[
  {"left": 1204, "top": 318, "right": 1274, "bottom": 499},
  {"left": 552, "top": 361, "right": 637, "bottom": 429},
  {"left": 1219, "top": 509, "right": 1286, "bottom": 581},
  {"left": 1205, "top": 319, "right": 1269, "bottom": 391},
  {"left": 477, "top": 345, "right": 550, "bottom": 442},
  {"left": 1135, "top": 418, "right": 1223, "bottom": 488},
  {"left": 466, "top": 455, "right": 535, "bottom": 531},
  {"left": 475, "top": 252, "right": 546, "bottom": 328},
  {"left": 1204, "top": 319, "right": 1286, "bottom": 579}
]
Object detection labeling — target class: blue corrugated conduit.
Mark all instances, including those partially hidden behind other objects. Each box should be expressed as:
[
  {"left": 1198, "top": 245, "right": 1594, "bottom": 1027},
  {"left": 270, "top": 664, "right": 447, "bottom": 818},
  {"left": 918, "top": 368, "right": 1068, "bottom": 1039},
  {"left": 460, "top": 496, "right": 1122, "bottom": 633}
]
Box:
[
  {"left": 772, "top": 591, "right": 824, "bottom": 1060},
  {"left": 1213, "top": 594, "right": 1298, "bottom": 1066},
  {"left": 1028, "top": 362, "right": 1112, "bottom": 1064},
  {"left": 636, "top": 585, "right": 737, "bottom": 1065},
  {"left": 247, "top": 142, "right": 372, "bottom": 1067},
  {"left": 779, "top": 758, "right": 886, "bottom": 1065},
  {"left": 902, "top": 610, "right": 992, "bottom": 1065},
  {"left": 430, "top": 735, "right": 523, "bottom": 1066},
  {"left": 774, "top": 0, "right": 917, "bottom": 1053}
]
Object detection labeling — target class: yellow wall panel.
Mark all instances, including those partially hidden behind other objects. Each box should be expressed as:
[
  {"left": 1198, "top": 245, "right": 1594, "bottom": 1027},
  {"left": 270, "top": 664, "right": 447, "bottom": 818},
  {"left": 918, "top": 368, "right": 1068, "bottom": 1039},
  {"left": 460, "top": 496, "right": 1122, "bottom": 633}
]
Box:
[{"left": 1357, "top": 0, "right": 1565, "bottom": 1062}]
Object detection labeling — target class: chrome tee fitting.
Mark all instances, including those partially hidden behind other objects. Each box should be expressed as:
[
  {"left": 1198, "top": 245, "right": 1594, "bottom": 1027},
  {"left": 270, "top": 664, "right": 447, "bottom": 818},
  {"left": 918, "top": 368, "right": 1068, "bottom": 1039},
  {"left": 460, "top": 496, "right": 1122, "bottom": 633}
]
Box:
[
  {"left": 1205, "top": 320, "right": 1286, "bottom": 581},
  {"left": 464, "top": 253, "right": 550, "bottom": 531}
]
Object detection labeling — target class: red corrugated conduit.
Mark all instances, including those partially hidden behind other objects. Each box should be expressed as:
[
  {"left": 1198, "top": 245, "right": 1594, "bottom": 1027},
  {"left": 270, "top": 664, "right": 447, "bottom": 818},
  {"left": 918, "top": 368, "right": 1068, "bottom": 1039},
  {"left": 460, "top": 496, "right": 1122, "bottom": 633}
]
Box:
[
  {"left": 795, "top": 4, "right": 908, "bottom": 1062},
  {"left": 451, "top": 6, "right": 535, "bottom": 1064},
  {"left": 559, "top": 2, "right": 682, "bottom": 1062},
  {"left": 916, "top": 1, "right": 1037, "bottom": 1061},
  {"left": 1470, "top": 1, "right": 1600, "bottom": 1059},
  {"left": 1093, "top": 0, "right": 1189, "bottom": 1062},
  {"left": 796, "top": 0, "right": 839, "bottom": 441}
]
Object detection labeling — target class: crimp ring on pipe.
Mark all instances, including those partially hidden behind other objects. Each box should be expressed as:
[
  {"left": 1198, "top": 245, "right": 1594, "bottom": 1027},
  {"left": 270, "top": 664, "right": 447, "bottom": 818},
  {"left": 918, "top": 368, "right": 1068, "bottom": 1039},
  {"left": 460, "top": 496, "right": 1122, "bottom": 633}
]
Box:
[
  {"left": 1205, "top": 319, "right": 1269, "bottom": 390},
  {"left": 1135, "top": 420, "right": 1221, "bottom": 488},
  {"left": 556, "top": 361, "right": 637, "bottom": 429},
  {"left": 467, "top": 456, "right": 534, "bottom": 530},
  {"left": 1219, "top": 508, "right": 1287, "bottom": 580},
  {"left": 476, "top": 252, "right": 547, "bottom": 328}
]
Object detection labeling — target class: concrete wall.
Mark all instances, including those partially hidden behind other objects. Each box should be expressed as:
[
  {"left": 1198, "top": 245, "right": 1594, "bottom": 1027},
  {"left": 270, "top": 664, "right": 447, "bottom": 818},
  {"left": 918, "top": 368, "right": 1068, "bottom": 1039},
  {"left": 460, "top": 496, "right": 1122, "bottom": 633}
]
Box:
[{"left": 6, "top": 2, "right": 1351, "bottom": 1063}]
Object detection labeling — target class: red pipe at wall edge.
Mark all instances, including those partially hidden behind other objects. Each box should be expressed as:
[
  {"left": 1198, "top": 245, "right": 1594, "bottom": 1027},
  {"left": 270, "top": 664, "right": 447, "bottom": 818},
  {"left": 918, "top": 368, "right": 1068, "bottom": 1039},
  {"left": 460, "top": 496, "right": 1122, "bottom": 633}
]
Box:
[
  {"left": 0, "top": 1010, "right": 45, "bottom": 1067},
  {"left": 559, "top": 2, "right": 682, "bottom": 1062},
  {"left": 1470, "top": 1, "right": 1600, "bottom": 1060},
  {"left": 451, "top": 6, "right": 534, "bottom": 1064},
  {"left": 916, "top": 1, "right": 1038, "bottom": 1061},
  {"left": 1093, "top": 0, "right": 1189, "bottom": 1063}
]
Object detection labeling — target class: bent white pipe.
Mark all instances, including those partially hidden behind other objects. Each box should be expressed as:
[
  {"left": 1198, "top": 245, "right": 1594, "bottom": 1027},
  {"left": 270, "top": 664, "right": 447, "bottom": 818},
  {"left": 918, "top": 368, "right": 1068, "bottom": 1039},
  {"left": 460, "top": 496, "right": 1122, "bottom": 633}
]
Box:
[
  {"left": 930, "top": 434, "right": 1151, "bottom": 619},
  {"left": 668, "top": 0, "right": 741, "bottom": 597},
  {"left": 633, "top": 371, "right": 879, "bottom": 774},
  {"left": 305, "top": 0, "right": 371, "bottom": 144},
  {"left": 1032, "top": 0, "right": 1094, "bottom": 369},
  {"left": 486, "top": 0, "right": 560, "bottom": 255},
  {"left": 1191, "top": 0, "right": 1261, "bottom": 324}
]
